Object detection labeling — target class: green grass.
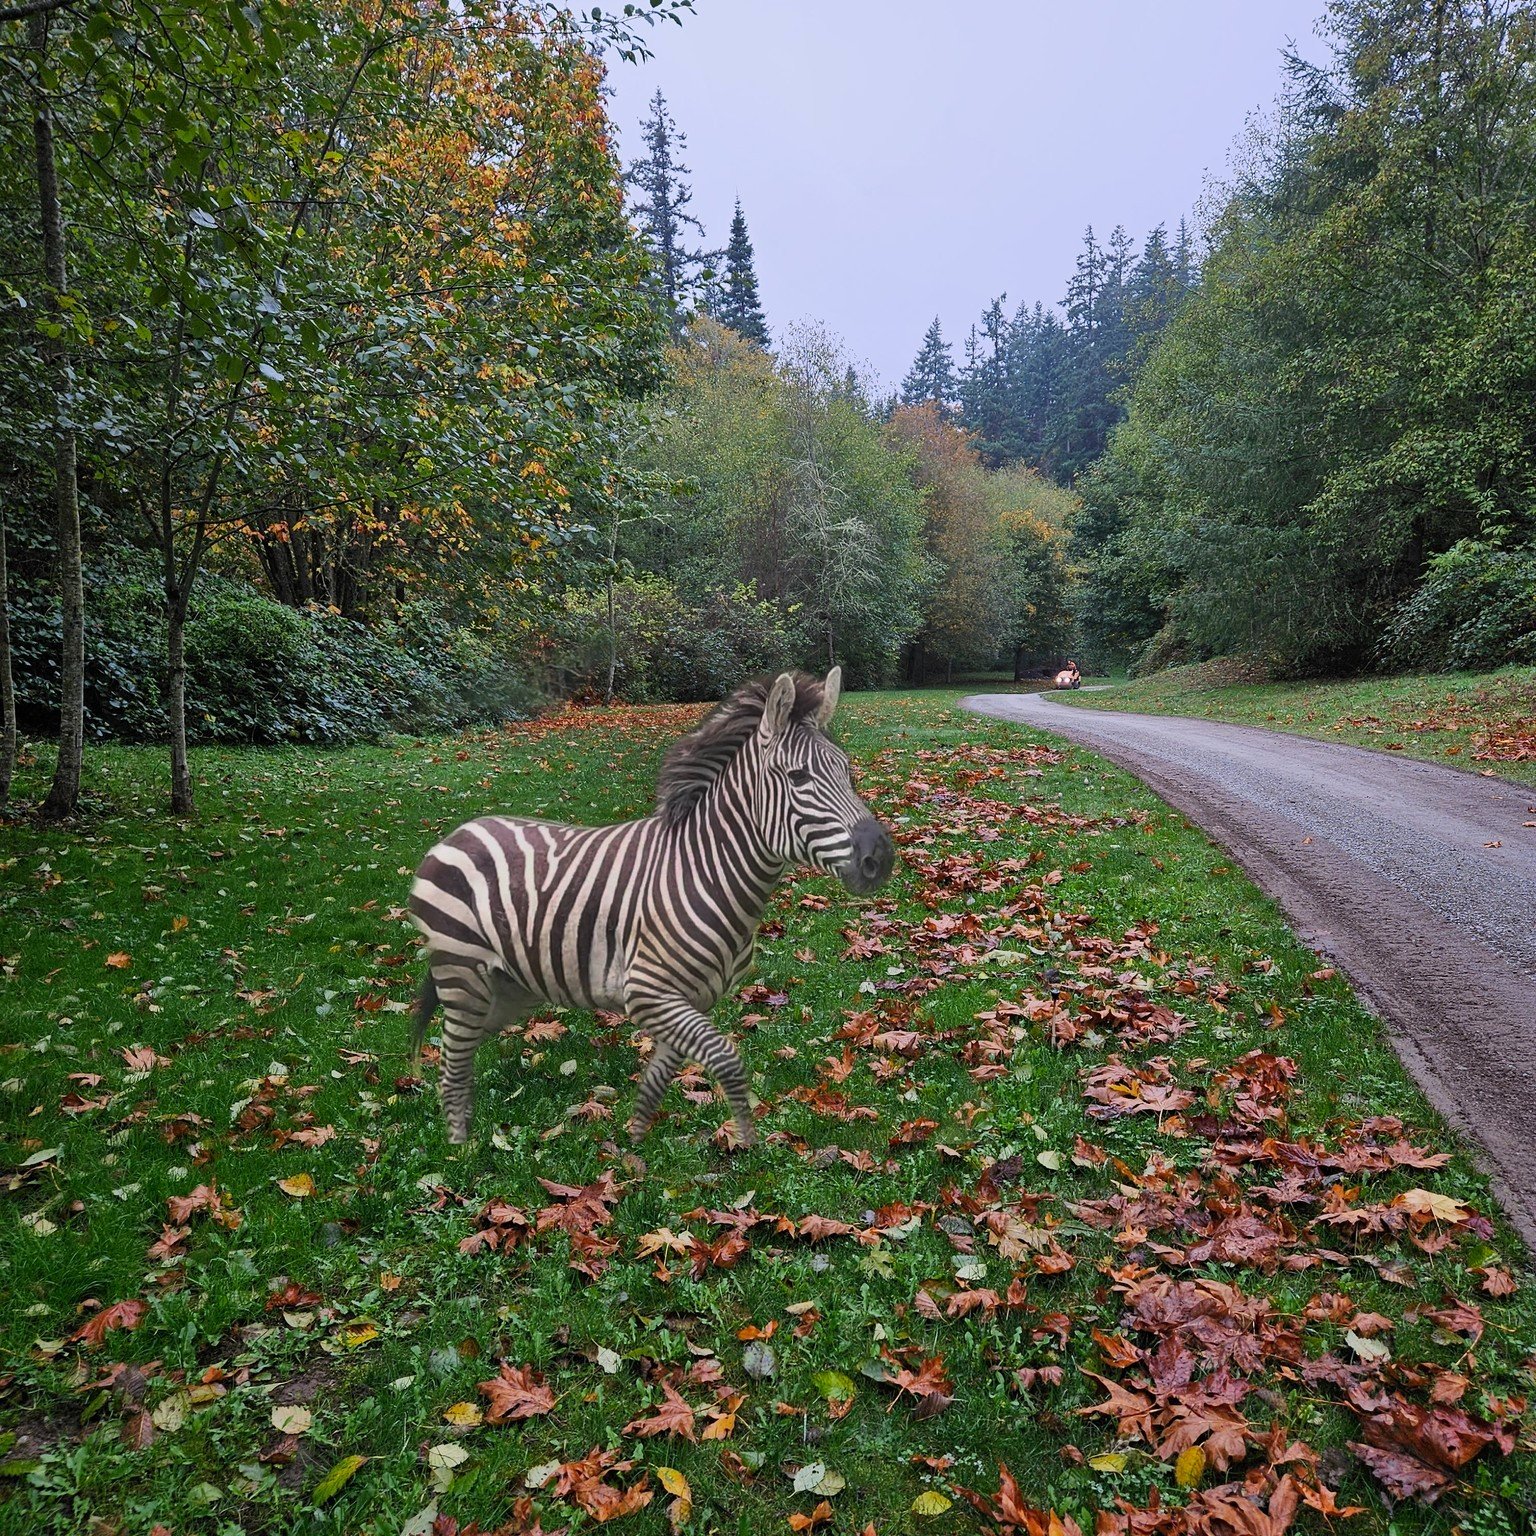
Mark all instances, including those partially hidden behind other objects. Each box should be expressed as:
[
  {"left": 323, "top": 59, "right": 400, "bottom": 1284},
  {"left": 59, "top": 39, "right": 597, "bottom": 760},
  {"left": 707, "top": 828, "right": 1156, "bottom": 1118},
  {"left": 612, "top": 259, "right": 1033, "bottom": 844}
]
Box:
[
  {"left": 1062, "top": 662, "right": 1536, "bottom": 789},
  {"left": 1, "top": 692, "right": 1532, "bottom": 1534}
]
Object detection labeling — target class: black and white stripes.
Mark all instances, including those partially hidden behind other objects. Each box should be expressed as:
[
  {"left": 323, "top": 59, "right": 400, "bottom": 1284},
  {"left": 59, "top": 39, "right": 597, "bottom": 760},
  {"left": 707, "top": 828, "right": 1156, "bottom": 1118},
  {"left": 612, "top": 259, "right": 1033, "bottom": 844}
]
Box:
[{"left": 408, "top": 668, "right": 895, "bottom": 1145}]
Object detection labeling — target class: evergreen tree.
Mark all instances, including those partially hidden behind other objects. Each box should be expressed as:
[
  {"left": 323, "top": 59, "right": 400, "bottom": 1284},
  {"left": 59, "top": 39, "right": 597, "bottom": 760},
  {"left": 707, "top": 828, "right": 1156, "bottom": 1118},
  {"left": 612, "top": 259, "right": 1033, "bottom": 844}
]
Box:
[
  {"left": 1126, "top": 222, "right": 1184, "bottom": 364},
  {"left": 901, "top": 317, "right": 956, "bottom": 414},
  {"left": 1173, "top": 216, "right": 1197, "bottom": 290},
  {"left": 714, "top": 199, "right": 769, "bottom": 345},
  {"left": 627, "top": 90, "right": 710, "bottom": 330},
  {"left": 958, "top": 296, "right": 1018, "bottom": 467}
]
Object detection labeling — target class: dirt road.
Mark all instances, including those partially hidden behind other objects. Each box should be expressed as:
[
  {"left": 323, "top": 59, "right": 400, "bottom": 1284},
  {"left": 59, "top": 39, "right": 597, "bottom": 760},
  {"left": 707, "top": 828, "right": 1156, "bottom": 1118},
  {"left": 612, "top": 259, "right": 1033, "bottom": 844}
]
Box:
[{"left": 965, "top": 690, "right": 1536, "bottom": 1245}]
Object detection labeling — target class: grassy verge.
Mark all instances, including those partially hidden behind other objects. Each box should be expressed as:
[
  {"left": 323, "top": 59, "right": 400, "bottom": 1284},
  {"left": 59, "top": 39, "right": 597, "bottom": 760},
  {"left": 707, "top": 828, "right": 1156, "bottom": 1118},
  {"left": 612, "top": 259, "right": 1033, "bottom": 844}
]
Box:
[
  {"left": 1061, "top": 662, "right": 1536, "bottom": 789},
  {"left": 2, "top": 692, "right": 1532, "bottom": 1535}
]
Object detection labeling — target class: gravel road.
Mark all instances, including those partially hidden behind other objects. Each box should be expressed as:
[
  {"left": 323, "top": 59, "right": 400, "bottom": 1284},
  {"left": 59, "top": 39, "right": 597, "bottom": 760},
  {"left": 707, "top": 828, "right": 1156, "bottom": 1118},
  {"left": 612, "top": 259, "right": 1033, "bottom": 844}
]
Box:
[{"left": 965, "top": 690, "right": 1536, "bottom": 1245}]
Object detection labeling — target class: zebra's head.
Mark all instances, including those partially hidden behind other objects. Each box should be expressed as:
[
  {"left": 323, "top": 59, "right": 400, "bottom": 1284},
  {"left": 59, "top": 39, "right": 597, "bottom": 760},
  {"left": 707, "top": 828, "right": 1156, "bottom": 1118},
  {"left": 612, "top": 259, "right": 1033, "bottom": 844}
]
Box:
[{"left": 755, "top": 668, "right": 895, "bottom": 895}]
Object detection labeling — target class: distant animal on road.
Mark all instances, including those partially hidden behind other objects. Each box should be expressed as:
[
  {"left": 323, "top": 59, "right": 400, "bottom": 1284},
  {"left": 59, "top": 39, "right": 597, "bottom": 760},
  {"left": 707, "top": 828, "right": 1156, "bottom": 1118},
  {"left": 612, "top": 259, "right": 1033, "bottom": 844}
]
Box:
[
  {"left": 1053, "top": 661, "right": 1081, "bottom": 690},
  {"left": 407, "top": 668, "right": 896, "bottom": 1145}
]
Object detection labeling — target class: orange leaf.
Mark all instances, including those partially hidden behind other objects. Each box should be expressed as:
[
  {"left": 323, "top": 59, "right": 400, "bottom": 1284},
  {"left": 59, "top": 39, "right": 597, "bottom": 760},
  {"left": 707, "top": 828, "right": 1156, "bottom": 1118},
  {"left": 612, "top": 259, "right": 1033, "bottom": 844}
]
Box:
[
  {"left": 479, "top": 1362, "right": 556, "bottom": 1423},
  {"left": 70, "top": 1299, "right": 147, "bottom": 1349},
  {"left": 622, "top": 1382, "right": 696, "bottom": 1442}
]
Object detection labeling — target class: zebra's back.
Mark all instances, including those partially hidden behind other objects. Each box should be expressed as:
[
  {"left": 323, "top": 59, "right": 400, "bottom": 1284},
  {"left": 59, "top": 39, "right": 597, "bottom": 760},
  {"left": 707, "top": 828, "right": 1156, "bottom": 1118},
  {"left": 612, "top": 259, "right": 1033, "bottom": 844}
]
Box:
[{"left": 409, "top": 813, "right": 659, "bottom": 1010}]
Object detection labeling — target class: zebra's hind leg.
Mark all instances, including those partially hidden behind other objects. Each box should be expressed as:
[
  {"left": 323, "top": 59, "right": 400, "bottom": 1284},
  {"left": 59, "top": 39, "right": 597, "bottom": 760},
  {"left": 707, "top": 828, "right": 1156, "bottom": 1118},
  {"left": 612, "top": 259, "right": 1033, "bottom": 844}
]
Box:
[
  {"left": 628, "top": 1040, "right": 683, "bottom": 1143},
  {"left": 629, "top": 997, "right": 755, "bottom": 1148},
  {"left": 434, "top": 963, "right": 531, "bottom": 1146}
]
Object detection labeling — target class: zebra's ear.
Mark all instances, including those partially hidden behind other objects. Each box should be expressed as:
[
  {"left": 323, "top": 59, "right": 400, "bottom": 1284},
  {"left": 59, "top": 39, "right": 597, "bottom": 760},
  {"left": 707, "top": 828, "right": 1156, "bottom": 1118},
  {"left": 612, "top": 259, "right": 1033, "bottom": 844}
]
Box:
[
  {"left": 757, "top": 671, "right": 798, "bottom": 747},
  {"left": 815, "top": 666, "right": 842, "bottom": 728}
]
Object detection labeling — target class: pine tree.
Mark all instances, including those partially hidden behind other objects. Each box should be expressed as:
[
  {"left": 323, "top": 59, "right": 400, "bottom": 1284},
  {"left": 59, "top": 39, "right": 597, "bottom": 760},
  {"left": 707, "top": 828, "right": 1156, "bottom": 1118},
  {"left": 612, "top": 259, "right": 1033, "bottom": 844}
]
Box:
[
  {"left": 901, "top": 317, "right": 956, "bottom": 413},
  {"left": 626, "top": 90, "right": 710, "bottom": 330},
  {"left": 958, "top": 296, "right": 1016, "bottom": 466},
  {"left": 1126, "top": 222, "right": 1187, "bottom": 367},
  {"left": 1173, "top": 216, "right": 1197, "bottom": 290},
  {"left": 714, "top": 199, "right": 769, "bottom": 345}
]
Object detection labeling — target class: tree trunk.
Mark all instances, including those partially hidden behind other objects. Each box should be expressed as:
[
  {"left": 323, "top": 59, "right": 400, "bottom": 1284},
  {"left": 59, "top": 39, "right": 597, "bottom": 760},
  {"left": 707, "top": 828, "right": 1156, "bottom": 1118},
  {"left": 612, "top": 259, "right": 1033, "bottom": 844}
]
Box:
[
  {"left": 166, "top": 591, "right": 194, "bottom": 815},
  {"left": 31, "top": 10, "right": 85, "bottom": 821},
  {"left": 603, "top": 568, "right": 618, "bottom": 705},
  {"left": 0, "top": 512, "right": 16, "bottom": 807},
  {"left": 603, "top": 511, "right": 621, "bottom": 705},
  {"left": 1013, "top": 643, "right": 1024, "bottom": 682}
]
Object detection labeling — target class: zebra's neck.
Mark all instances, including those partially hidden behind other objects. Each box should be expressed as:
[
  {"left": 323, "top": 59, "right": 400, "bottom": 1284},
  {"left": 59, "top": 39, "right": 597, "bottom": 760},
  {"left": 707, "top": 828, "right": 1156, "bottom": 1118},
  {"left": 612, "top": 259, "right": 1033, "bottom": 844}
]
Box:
[{"left": 668, "top": 742, "right": 785, "bottom": 936}]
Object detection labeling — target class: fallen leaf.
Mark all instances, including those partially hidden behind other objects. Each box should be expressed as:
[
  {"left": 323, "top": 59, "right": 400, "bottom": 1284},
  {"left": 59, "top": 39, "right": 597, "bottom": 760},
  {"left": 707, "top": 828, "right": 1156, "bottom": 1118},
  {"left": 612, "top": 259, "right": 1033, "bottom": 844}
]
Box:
[
  {"left": 623, "top": 1382, "right": 696, "bottom": 1442},
  {"left": 789, "top": 1500, "right": 833, "bottom": 1531},
  {"left": 312, "top": 1453, "right": 367, "bottom": 1503},
  {"left": 479, "top": 1362, "right": 556, "bottom": 1423},
  {"left": 1174, "top": 1444, "right": 1205, "bottom": 1488},
  {"left": 70, "top": 1299, "right": 147, "bottom": 1350},
  {"left": 271, "top": 1405, "right": 313, "bottom": 1435}
]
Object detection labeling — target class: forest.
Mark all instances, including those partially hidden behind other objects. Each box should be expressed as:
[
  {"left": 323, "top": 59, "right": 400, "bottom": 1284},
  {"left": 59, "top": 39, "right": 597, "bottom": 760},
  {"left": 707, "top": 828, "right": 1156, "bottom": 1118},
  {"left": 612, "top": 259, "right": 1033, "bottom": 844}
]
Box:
[{"left": 3, "top": 0, "right": 1534, "bottom": 818}]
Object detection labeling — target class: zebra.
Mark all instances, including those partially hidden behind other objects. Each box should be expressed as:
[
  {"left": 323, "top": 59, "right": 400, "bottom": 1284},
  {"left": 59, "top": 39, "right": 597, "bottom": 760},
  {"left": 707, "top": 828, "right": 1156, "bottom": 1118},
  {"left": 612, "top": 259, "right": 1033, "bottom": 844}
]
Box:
[{"left": 407, "top": 667, "right": 895, "bottom": 1146}]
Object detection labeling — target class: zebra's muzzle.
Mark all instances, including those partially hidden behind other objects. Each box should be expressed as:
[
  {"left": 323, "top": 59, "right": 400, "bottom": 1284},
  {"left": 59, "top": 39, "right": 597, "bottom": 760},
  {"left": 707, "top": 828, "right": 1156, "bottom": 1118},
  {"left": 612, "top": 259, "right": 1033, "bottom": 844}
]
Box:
[{"left": 838, "top": 816, "right": 896, "bottom": 894}]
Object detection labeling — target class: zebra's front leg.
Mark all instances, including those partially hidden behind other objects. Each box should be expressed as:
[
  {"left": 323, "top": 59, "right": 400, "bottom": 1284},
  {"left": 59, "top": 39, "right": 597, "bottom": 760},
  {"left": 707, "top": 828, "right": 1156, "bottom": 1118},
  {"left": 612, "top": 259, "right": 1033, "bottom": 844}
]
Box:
[
  {"left": 629, "top": 996, "right": 754, "bottom": 1148},
  {"left": 628, "top": 1040, "right": 683, "bottom": 1143}
]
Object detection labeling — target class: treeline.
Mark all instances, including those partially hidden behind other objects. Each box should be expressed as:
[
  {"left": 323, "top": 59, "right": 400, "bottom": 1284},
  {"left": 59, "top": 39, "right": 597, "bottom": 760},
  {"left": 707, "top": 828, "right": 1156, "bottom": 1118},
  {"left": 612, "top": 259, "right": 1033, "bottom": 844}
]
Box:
[
  {"left": 892, "top": 0, "right": 1536, "bottom": 680},
  {"left": 1077, "top": 0, "right": 1536, "bottom": 675},
  {"left": 901, "top": 221, "right": 1196, "bottom": 483},
  {"left": 578, "top": 318, "right": 1076, "bottom": 702},
  {"left": 0, "top": 8, "right": 1073, "bottom": 820},
  {"left": 561, "top": 90, "right": 1077, "bottom": 700}
]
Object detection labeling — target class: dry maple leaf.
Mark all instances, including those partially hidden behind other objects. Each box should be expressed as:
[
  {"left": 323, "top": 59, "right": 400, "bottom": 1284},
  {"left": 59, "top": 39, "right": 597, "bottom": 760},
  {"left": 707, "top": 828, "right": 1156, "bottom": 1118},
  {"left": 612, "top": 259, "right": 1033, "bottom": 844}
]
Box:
[
  {"left": 946, "top": 1288, "right": 1001, "bottom": 1320},
  {"left": 788, "top": 1501, "right": 833, "bottom": 1532},
  {"left": 688, "top": 1229, "right": 749, "bottom": 1281},
  {"left": 1348, "top": 1442, "right": 1451, "bottom": 1503},
  {"left": 286, "top": 1125, "right": 337, "bottom": 1149},
  {"left": 478, "top": 1362, "right": 556, "bottom": 1423},
  {"left": 783, "top": 1213, "right": 858, "bottom": 1243},
  {"left": 956, "top": 1462, "right": 1084, "bottom": 1536},
  {"left": 535, "top": 1171, "right": 621, "bottom": 1236},
  {"left": 1351, "top": 1392, "right": 1505, "bottom": 1472},
  {"left": 166, "top": 1183, "right": 241, "bottom": 1230},
  {"left": 622, "top": 1381, "right": 696, "bottom": 1442},
  {"left": 70, "top": 1299, "right": 147, "bottom": 1349},
  {"left": 1074, "top": 1371, "right": 1155, "bottom": 1444},
  {"left": 549, "top": 1448, "right": 652, "bottom": 1522},
  {"left": 886, "top": 1353, "right": 953, "bottom": 1417},
  {"left": 146, "top": 1224, "right": 190, "bottom": 1263}
]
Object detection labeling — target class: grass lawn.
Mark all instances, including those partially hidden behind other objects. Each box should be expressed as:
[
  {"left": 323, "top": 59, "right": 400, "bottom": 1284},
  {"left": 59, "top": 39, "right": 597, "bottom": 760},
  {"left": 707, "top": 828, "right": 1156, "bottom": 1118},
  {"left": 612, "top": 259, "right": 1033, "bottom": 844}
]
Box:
[
  {"left": 1061, "top": 663, "right": 1536, "bottom": 790},
  {"left": 1, "top": 690, "right": 1532, "bottom": 1536}
]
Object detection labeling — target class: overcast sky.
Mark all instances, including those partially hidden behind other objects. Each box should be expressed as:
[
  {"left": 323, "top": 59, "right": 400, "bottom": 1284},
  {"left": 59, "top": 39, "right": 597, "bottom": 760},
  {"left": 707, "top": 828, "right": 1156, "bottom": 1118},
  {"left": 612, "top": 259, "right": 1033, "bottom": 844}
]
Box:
[{"left": 606, "top": 0, "right": 1329, "bottom": 390}]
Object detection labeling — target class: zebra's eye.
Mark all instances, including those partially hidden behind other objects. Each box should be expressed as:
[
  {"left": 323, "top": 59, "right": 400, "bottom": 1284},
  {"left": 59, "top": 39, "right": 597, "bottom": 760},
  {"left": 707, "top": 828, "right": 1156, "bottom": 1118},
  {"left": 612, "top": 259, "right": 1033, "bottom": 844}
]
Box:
[{"left": 787, "top": 766, "right": 813, "bottom": 787}]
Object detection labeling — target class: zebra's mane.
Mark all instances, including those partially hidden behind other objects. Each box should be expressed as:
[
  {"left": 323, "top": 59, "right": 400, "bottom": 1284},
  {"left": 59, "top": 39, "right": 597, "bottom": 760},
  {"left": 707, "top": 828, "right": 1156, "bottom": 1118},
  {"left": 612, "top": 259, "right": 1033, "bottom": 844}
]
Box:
[{"left": 655, "top": 672, "right": 827, "bottom": 828}]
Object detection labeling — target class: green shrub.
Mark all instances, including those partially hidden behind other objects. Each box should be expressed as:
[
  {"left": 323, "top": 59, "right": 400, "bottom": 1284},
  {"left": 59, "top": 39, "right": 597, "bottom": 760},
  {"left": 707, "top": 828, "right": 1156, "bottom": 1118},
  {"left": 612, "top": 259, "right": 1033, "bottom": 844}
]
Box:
[
  {"left": 10, "top": 549, "right": 542, "bottom": 746},
  {"left": 1381, "top": 540, "right": 1536, "bottom": 672},
  {"left": 555, "top": 576, "right": 795, "bottom": 702}
]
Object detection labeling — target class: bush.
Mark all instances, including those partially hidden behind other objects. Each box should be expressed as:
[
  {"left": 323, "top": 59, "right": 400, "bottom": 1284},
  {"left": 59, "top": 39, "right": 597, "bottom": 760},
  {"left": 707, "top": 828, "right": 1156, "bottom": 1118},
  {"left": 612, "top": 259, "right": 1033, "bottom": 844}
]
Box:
[
  {"left": 555, "top": 576, "right": 795, "bottom": 702},
  {"left": 10, "top": 549, "right": 542, "bottom": 745},
  {"left": 1381, "top": 540, "right": 1536, "bottom": 672}
]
